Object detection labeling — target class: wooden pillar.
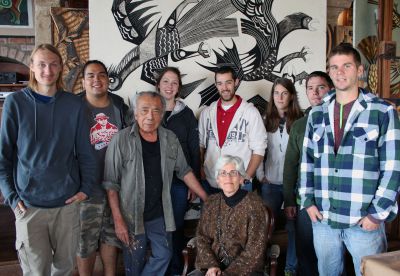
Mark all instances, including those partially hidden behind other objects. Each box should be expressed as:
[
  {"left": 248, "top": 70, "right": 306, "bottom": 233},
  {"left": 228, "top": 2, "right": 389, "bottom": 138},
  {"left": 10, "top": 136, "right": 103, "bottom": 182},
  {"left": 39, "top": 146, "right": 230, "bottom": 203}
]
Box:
[{"left": 377, "top": 0, "right": 393, "bottom": 98}]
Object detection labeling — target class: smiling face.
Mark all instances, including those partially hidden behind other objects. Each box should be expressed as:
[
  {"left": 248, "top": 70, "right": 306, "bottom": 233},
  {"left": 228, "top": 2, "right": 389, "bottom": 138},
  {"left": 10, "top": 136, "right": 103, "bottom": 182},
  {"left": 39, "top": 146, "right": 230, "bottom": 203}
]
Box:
[
  {"left": 273, "top": 84, "right": 292, "bottom": 112},
  {"left": 306, "top": 76, "right": 331, "bottom": 106},
  {"left": 329, "top": 54, "right": 363, "bottom": 94},
  {"left": 30, "top": 49, "right": 62, "bottom": 91},
  {"left": 83, "top": 63, "right": 109, "bottom": 98},
  {"left": 215, "top": 72, "right": 239, "bottom": 105},
  {"left": 216, "top": 162, "right": 243, "bottom": 197},
  {"left": 157, "top": 70, "right": 180, "bottom": 101}
]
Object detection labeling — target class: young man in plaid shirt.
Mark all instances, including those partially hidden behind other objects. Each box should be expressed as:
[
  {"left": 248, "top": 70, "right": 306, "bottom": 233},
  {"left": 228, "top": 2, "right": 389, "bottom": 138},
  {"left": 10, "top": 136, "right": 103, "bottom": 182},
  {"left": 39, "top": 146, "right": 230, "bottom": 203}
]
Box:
[{"left": 299, "top": 43, "right": 400, "bottom": 276}]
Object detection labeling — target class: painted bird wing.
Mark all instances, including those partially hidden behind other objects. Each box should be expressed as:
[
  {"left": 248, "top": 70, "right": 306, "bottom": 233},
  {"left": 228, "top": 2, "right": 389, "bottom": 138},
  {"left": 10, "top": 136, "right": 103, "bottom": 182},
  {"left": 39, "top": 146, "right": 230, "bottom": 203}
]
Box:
[
  {"left": 111, "top": 0, "right": 160, "bottom": 45},
  {"left": 231, "top": 0, "right": 278, "bottom": 46}
]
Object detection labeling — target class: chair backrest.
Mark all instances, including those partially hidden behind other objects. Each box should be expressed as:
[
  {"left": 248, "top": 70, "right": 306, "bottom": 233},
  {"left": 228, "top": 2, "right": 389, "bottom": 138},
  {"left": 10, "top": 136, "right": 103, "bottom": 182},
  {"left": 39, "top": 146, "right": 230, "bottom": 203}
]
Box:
[
  {"left": 263, "top": 203, "right": 275, "bottom": 242},
  {"left": 385, "top": 196, "right": 400, "bottom": 251}
]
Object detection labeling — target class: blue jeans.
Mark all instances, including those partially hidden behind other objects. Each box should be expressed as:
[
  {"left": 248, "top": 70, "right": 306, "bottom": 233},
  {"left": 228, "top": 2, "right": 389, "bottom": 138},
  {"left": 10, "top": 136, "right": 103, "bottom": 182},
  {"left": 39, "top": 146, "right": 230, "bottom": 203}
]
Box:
[
  {"left": 170, "top": 182, "right": 188, "bottom": 275},
  {"left": 312, "top": 221, "right": 387, "bottom": 276},
  {"left": 241, "top": 180, "right": 253, "bottom": 192},
  {"left": 296, "top": 208, "right": 318, "bottom": 276},
  {"left": 285, "top": 219, "right": 297, "bottom": 272},
  {"left": 261, "top": 183, "right": 283, "bottom": 219},
  {"left": 122, "top": 217, "right": 172, "bottom": 276},
  {"left": 261, "top": 183, "right": 297, "bottom": 272}
]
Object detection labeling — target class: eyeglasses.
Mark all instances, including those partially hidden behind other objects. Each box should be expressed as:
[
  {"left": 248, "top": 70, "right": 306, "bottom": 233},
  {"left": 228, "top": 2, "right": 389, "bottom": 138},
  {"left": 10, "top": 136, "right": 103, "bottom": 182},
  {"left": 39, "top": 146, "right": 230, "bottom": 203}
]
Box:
[{"left": 218, "top": 170, "right": 240, "bottom": 178}]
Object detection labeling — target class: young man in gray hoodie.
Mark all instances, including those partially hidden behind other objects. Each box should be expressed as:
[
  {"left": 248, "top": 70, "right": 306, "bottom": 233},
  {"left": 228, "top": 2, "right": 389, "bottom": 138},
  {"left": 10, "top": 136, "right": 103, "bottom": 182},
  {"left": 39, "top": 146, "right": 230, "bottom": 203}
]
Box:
[{"left": 0, "top": 44, "right": 96, "bottom": 275}]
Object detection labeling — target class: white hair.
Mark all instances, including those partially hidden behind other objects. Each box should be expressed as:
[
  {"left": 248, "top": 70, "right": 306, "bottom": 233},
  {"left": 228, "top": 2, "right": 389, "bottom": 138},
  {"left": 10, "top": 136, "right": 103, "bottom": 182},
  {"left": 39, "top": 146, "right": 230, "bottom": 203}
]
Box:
[{"left": 214, "top": 155, "right": 246, "bottom": 179}]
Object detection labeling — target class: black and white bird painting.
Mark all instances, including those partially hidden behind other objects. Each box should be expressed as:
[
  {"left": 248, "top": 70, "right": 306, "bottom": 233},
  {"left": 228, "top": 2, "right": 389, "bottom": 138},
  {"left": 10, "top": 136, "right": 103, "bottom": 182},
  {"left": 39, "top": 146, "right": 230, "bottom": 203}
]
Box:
[{"left": 90, "top": 0, "right": 326, "bottom": 111}]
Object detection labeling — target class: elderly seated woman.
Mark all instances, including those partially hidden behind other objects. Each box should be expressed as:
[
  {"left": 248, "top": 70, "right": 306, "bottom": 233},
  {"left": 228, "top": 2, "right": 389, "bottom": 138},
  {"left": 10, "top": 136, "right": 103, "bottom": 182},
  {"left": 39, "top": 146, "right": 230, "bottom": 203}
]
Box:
[{"left": 193, "top": 155, "right": 267, "bottom": 276}]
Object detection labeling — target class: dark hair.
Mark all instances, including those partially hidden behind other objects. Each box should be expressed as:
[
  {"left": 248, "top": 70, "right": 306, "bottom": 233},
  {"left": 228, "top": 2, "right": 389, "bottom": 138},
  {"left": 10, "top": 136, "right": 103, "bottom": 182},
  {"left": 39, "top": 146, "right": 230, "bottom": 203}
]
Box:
[
  {"left": 305, "top": 71, "right": 334, "bottom": 88},
  {"left": 214, "top": 66, "right": 237, "bottom": 82},
  {"left": 328, "top": 43, "right": 362, "bottom": 67},
  {"left": 155, "top": 67, "right": 182, "bottom": 98},
  {"left": 82, "top": 60, "right": 108, "bottom": 78},
  {"left": 264, "top": 78, "right": 303, "bottom": 133},
  {"left": 28, "top": 43, "right": 64, "bottom": 91}
]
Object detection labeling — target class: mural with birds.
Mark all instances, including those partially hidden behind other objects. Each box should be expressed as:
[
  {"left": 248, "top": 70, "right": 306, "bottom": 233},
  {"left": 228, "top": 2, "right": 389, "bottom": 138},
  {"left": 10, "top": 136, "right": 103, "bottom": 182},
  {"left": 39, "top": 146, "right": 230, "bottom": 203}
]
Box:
[{"left": 90, "top": 0, "right": 326, "bottom": 110}]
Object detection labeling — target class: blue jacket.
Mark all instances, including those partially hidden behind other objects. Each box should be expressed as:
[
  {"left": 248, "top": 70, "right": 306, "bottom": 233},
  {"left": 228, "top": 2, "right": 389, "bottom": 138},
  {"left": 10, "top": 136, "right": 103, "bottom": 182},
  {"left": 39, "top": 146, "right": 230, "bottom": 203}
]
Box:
[{"left": 0, "top": 88, "right": 96, "bottom": 209}]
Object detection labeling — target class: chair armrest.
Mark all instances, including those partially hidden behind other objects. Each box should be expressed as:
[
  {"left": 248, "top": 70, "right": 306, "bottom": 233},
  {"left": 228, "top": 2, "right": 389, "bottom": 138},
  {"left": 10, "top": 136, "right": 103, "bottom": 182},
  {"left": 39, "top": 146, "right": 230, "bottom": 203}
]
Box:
[
  {"left": 182, "top": 238, "right": 197, "bottom": 276},
  {"left": 268, "top": 244, "right": 280, "bottom": 276}
]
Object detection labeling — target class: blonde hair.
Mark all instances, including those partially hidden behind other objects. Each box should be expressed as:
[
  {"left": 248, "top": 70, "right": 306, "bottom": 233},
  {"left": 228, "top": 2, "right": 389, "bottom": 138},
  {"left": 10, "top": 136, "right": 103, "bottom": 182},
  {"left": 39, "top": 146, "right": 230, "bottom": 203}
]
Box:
[{"left": 28, "top": 44, "right": 64, "bottom": 91}]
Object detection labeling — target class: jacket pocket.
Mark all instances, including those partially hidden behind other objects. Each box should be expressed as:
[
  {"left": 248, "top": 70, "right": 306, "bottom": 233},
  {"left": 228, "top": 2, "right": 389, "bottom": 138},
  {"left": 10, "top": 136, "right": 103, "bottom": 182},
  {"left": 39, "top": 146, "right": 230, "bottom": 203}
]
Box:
[
  {"left": 312, "top": 126, "right": 325, "bottom": 159},
  {"left": 352, "top": 126, "right": 379, "bottom": 157},
  {"left": 15, "top": 240, "right": 31, "bottom": 273}
]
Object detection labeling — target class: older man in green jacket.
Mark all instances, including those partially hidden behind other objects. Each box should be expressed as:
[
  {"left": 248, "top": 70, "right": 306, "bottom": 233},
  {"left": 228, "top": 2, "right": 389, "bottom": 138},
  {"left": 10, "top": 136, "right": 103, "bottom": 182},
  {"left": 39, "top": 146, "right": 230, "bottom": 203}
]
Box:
[{"left": 103, "top": 91, "right": 207, "bottom": 276}]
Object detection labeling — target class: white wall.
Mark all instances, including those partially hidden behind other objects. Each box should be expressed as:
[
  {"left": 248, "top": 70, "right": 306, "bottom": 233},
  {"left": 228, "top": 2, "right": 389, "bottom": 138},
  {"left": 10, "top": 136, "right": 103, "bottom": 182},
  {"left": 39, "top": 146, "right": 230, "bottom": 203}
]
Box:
[{"left": 90, "top": 0, "right": 326, "bottom": 112}]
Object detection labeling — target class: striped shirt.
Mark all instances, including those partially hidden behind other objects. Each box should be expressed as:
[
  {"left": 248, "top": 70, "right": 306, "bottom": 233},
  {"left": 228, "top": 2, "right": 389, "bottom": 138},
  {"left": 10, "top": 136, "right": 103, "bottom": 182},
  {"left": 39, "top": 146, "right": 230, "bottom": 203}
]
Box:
[{"left": 299, "top": 88, "right": 400, "bottom": 229}]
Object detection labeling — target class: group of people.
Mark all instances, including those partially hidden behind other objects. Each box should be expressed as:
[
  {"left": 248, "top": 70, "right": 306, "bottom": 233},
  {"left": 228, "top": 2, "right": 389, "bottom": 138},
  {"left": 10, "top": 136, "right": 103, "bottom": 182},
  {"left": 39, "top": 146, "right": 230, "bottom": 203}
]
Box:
[{"left": 0, "top": 41, "right": 399, "bottom": 276}]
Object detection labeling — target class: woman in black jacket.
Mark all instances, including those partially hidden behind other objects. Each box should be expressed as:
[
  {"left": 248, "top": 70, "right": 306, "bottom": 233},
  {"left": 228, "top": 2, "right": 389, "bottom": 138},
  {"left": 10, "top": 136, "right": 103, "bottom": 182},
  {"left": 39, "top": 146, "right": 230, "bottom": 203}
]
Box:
[{"left": 156, "top": 67, "right": 201, "bottom": 275}]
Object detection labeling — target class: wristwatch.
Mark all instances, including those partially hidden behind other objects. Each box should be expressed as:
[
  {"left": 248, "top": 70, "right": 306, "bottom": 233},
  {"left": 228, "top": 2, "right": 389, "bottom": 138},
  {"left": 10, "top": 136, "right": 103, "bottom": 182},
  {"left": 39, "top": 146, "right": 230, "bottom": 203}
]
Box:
[{"left": 243, "top": 179, "right": 252, "bottom": 185}]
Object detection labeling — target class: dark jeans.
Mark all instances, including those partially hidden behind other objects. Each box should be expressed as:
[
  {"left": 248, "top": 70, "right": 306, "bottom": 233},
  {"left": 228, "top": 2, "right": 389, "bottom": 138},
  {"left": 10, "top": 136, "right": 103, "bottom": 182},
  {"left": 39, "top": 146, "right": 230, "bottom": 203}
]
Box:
[
  {"left": 296, "top": 208, "right": 318, "bottom": 276},
  {"left": 170, "top": 183, "right": 188, "bottom": 275},
  {"left": 122, "top": 216, "right": 172, "bottom": 276},
  {"left": 261, "top": 183, "right": 297, "bottom": 272}
]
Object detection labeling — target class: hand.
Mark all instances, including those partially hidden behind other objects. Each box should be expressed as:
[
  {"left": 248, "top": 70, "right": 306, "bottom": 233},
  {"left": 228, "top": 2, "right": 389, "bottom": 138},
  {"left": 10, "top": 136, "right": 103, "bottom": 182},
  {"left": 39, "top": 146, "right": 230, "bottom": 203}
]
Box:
[
  {"left": 284, "top": 206, "right": 297, "bottom": 219},
  {"left": 15, "top": 201, "right": 27, "bottom": 213},
  {"left": 358, "top": 216, "right": 380, "bottom": 231},
  {"left": 65, "top": 192, "right": 88, "bottom": 204},
  {"left": 206, "top": 267, "right": 222, "bottom": 276},
  {"left": 261, "top": 177, "right": 269, "bottom": 184},
  {"left": 306, "top": 205, "right": 323, "bottom": 222},
  {"left": 187, "top": 189, "right": 197, "bottom": 202},
  {"left": 114, "top": 217, "right": 130, "bottom": 245}
]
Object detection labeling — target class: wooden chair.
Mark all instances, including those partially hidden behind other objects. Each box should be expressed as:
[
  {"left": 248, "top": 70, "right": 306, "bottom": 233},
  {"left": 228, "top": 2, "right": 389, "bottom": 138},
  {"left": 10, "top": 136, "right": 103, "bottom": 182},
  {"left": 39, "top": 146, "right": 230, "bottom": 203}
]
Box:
[
  {"left": 181, "top": 203, "right": 280, "bottom": 276},
  {"left": 385, "top": 196, "right": 400, "bottom": 252}
]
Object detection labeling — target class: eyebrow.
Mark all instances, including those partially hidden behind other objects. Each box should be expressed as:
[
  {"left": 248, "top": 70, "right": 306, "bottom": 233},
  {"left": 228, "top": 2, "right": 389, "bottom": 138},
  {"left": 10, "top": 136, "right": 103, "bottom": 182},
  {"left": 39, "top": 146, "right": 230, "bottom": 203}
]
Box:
[{"left": 85, "top": 72, "right": 107, "bottom": 76}]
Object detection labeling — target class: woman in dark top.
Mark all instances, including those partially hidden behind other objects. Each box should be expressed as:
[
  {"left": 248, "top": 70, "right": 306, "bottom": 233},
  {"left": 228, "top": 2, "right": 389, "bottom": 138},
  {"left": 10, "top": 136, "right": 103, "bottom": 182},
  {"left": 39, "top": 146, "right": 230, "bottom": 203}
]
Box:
[{"left": 156, "top": 67, "right": 200, "bottom": 275}]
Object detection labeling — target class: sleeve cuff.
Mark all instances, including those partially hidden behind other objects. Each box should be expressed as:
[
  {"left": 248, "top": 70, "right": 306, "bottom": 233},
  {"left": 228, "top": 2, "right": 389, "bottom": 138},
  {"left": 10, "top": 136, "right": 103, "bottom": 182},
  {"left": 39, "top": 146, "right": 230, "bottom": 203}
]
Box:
[
  {"left": 367, "top": 214, "right": 382, "bottom": 224},
  {"left": 102, "top": 181, "right": 121, "bottom": 192}
]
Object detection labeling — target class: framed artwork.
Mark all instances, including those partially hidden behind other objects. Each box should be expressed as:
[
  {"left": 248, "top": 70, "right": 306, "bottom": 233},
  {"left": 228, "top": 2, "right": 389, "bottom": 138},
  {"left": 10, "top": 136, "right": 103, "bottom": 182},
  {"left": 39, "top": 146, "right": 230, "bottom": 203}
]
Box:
[
  {"left": 51, "top": 7, "right": 89, "bottom": 94},
  {"left": 0, "top": 0, "right": 34, "bottom": 36}
]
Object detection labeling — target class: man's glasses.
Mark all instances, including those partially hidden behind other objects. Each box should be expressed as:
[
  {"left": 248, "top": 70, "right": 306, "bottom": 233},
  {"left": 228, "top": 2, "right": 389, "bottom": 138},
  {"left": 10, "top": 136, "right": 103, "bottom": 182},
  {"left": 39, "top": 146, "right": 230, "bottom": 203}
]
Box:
[{"left": 218, "top": 170, "right": 240, "bottom": 178}]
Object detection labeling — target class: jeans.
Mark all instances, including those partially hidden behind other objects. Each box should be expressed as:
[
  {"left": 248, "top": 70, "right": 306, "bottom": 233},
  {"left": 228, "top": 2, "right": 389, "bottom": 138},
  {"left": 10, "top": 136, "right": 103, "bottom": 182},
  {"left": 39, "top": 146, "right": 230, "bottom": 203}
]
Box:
[
  {"left": 285, "top": 219, "right": 297, "bottom": 272},
  {"left": 261, "top": 183, "right": 297, "bottom": 272},
  {"left": 241, "top": 180, "right": 253, "bottom": 192},
  {"left": 295, "top": 208, "right": 318, "bottom": 276},
  {"left": 122, "top": 217, "right": 172, "bottom": 276},
  {"left": 312, "top": 221, "right": 387, "bottom": 276},
  {"left": 261, "top": 183, "right": 283, "bottom": 219},
  {"left": 169, "top": 182, "right": 188, "bottom": 275}
]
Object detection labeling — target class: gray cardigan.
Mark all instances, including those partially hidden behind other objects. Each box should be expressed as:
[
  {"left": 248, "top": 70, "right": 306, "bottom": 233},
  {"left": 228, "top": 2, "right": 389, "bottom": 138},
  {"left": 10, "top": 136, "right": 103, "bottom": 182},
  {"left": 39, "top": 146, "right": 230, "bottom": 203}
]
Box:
[{"left": 103, "top": 123, "right": 192, "bottom": 235}]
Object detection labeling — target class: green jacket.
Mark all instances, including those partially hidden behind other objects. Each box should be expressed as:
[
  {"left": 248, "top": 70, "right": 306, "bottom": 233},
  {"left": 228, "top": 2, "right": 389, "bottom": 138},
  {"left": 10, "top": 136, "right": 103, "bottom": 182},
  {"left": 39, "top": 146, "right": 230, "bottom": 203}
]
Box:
[
  {"left": 103, "top": 123, "right": 191, "bottom": 235},
  {"left": 283, "top": 109, "right": 310, "bottom": 207}
]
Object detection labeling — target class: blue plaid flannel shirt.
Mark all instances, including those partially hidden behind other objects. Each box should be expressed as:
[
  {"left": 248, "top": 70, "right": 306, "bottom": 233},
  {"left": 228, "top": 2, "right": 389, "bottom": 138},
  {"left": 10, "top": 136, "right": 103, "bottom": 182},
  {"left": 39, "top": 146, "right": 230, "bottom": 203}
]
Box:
[{"left": 299, "top": 88, "right": 400, "bottom": 229}]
